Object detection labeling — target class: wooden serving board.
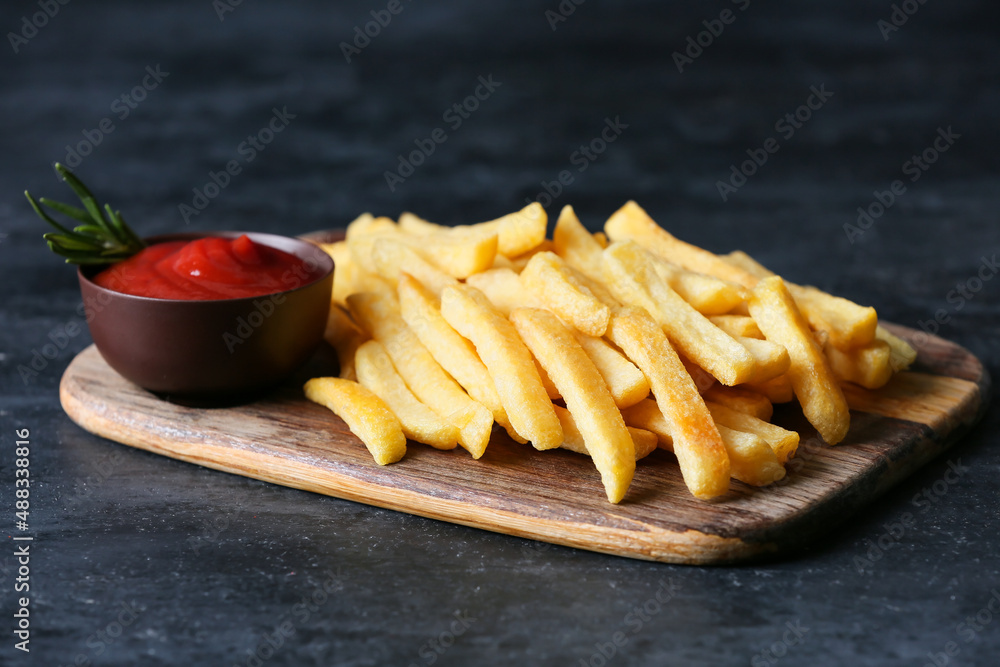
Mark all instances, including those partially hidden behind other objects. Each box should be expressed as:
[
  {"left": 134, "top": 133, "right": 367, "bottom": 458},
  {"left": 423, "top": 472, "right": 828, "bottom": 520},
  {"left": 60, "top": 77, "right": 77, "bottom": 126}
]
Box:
[{"left": 59, "top": 323, "right": 988, "bottom": 564}]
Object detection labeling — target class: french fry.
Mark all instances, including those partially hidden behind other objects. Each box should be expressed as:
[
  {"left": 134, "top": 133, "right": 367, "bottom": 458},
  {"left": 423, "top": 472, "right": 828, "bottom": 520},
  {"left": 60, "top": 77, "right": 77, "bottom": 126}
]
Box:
[
  {"left": 508, "top": 240, "right": 554, "bottom": 272},
  {"left": 346, "top": 227, "right": 401, "bottom": 274},
  {"left": 535, "top": 359, "right": 561, "bottom": 400},
  {"left": 398, "top": 211, "right": 445, "bottom": 235},
  {"left": 603, "top": 241, "right": 756, "bottom": 386},
  {"left": 738, "top": 336, "right": 791, "bottom": 383},
  {"left": 593, "top": 231, "right": 608, "bottom": 248},
  {"left": 554, "top": 405, "right": 658, "bottom": 461},
  {"left": 355, "top": 340, "right": 459, "bottom": 450},
  {"left": 706, "top": 401, "right": 800, "bottom": 465},
  {"left": 304, "top": 377, "right": 406, "bottom": 465},
  {"left": 407, "top": 228, "right": 498, "bottom": 279},
  {"left": 722, "top": 251, "right": 878, "bottom": 350},
  {"left": 345, "top": 213, "right": 396, "bottom": 239},
  {"left": 572, "top": 331, "right": 650, "bottom": 409},
  {"left": 703, "top": 385, "right": 773, "bottom": 421},
  {"left": 465, "top": 268, "right": 540, "bottom": 315},
  {"left": 606, "top": 201, "right": 760, "bottom": 288},
  {"left": 709, "top": 315, "right": 763, "bottom": 339},
  {"left": 825, "top": 339, "right": 893, "bottom": 390},
  {"left": 652, "top": 259, "right": 748, "bottom": 316},
  {"left": 789, "top": 284, "right": 878, "bottom": 350},
  {"left": 324, "top": 303, "right": 367, "bottom": 382},
  {"left": 322, "top": 241, "right": 393, "bottom": 307},
  {"left": 477, "top": 203, "right": 548, "bottom": 257},
  {"left": 606, "top": 307, "right": 730, "bottom": 499},
  {"left": 372, "top": 238, "right": 458, "bottom": 296},
  {"left": 745, "top": 374, "right": 795, "bottom": 404},
  {"left": 552, "top": 204, "right": 604, "bottom": 282},
  {"left": 513, "top": 308, "right": 635, "bottom": 503},
  {"left": 440, "top": 285, "right": 562, "bottom": 450},
  {"left": 347, "top": 291, "right": 493, "bottom": 458},
  {"left": 748, "top": 276, "right": 850, "bottom": 445},
  {"left": 397, "top": 275, "right": 521, "bottom": 442},
  {"left": 715, "top": 425, "right": 786, "bottom": 486},
  {"left": 876, "top": 325, "right": 917, "bottom": 371},
  {"left": 520, "top": 252, "right": 611, "bottom": 337},
  {"left": 621, "top": 399, "right": 783, "bottom": 486},
  {"left": 679, "top": 356, "right": 717, "bottom": 394}
]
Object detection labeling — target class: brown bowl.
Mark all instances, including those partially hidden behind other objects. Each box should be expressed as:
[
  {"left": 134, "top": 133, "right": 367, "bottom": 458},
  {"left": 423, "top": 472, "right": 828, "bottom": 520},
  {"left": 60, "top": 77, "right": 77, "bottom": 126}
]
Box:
[{"left": 78, "top": 231, "right": 333, "bottom": 399}]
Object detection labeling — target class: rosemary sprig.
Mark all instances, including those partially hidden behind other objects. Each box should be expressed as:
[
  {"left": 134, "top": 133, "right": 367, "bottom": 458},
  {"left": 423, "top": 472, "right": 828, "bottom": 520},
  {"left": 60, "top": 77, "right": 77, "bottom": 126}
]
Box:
[{"left": 25, "top": 163, "right": 146, "bottom": 265}]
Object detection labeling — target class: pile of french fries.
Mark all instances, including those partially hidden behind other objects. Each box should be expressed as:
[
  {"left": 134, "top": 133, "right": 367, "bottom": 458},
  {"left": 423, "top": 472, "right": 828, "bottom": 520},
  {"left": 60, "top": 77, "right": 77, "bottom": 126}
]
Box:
[{"left": 304, "top": 201, "right": 917, "bottom": 503}]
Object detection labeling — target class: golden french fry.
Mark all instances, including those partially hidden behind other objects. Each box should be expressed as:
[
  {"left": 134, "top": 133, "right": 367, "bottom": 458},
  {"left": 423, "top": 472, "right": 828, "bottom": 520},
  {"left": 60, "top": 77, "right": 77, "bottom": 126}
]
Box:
[
  {"left": 345, "top": 213, "right": 396, "bottom": 239},
  {"left": 745, "top": 374, "right": 795, "bottom": 404},
  {"left": 621, "top": 398, "right": 782, "bottom": 485},
  {"left": 679, "top": 356, "right": 717, "bottom": 394},
  {"left": 355, "top": 340, "right": 459, "bottom": 450},
  {"left": 440, "top": 285, "right": 562, "bottom": 450},
  {"left": 465, "top": 268, "right": 540, "bottom": 316},
  {"left": 703, "top": 385, "right": 773, "bottom": 421},
  {"left": 603, "top": 241, "right": 756, "bottom": 386},
  {"left": 738, "top": 336, "right": 791, "bottom": 383},
  {"left": 790, "top": 284, "right": 878, "bottom": 350},
  {"left": 534, "top": 359, "right": 561, "bottom": 400},
  {"left": 606, "top": 307, "right": 730, "bottom": 499},
  {"left": 346, "top": 227, "right": 401, "bottom": 274},
  {"left": 715, "top": 425, "right": 786, "bottom": 486},
  {"left": 477, "top": 203, "right": 548, "bottom": 257},
  {"left": 396, "top": 275, "right": 521, "bottom": 442},
  {"left": 572, "top": 331, "right": 650, "bottom": 409},
  {"left": 347, "top": 291, "right": 493, "bottom": 458},
  {"left": 324, "top": 303, "right": 367, "bottom": 382},
  {"left": 323, "top": 239, "right": 393, "bottom": 306},
  {"left": 722, "top": 251, "right": 878, "bottom": 350},
  {"left": 520, "top": 252, "right": 611, "bottom": 337},
  {"left": 605, "top": 201, "right": 759, "bottom": 288},
  {"left": 825, "top": 339, "right": 893, "bottom": 390},
  {"left": 512, "top": 308, "right": 635, "bottom": 503},
  {"left": 709, "top": 315, "right": 763, "bottom": 339},
  {"left": 706, "top": 401, "right": 800, "bottom": 465},
  {"left": 593, "top": 231, "right": 608, "bottom": 248},
  {"left": 304, "top": 377, "right": 406, "bottom": 465},
  {"left": 652, "top": 259, "right": 748, "bottom": 316},
  {"left": 507, "top": 240, "right": 554, "bottom": 272},
  {"left": 748, "top": 276, "right": 850, "bottom": 445},
  {"left": 398, "top": 211, "right": 446, "bottom": 235},
  {"left": 407, "top": 228, "right": 498, "bottom": 279},
  {"left": 876, "top": 325, "right": 917, "bottom": 371},
  {"left": 372, "top": 238, "right": 458, "bottom": 296},
  {"left": 552, "top": 204, "right": 604, "bottom": 282},
  {"left": 554, "top": 405, "right": 657, "bottom": 461}
]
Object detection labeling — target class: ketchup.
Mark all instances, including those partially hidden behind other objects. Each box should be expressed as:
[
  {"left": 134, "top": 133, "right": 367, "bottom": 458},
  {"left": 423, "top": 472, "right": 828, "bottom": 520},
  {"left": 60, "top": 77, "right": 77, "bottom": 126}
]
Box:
[{"left": 93, "top": 235, "right": 324, "bottom": 300}]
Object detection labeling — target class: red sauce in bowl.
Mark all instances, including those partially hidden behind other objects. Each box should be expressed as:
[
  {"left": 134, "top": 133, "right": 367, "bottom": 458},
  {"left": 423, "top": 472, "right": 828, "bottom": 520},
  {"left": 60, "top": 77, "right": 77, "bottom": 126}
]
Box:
[{"left": 93, "top": 235, "right": 325, "bottom": 300}]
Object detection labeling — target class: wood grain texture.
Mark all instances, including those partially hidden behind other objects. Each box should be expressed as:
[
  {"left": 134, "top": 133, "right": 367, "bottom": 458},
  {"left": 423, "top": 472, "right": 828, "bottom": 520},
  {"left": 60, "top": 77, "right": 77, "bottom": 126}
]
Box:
[{"left": 60, "top": 319, "right": 988, "bottom": 564}]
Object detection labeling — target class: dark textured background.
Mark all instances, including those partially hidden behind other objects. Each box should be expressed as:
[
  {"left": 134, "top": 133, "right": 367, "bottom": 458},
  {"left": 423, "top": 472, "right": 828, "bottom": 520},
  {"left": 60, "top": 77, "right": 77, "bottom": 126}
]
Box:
[{"left": 1, "top": 1, "right": 999, "bottom": 665}]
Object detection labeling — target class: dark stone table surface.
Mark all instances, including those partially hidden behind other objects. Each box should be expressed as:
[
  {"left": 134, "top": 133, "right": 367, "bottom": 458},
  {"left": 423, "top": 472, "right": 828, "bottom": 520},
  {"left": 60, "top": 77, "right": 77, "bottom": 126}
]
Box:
[{"left": 1, "top": 1, "right": 998, "bottom": 664}]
